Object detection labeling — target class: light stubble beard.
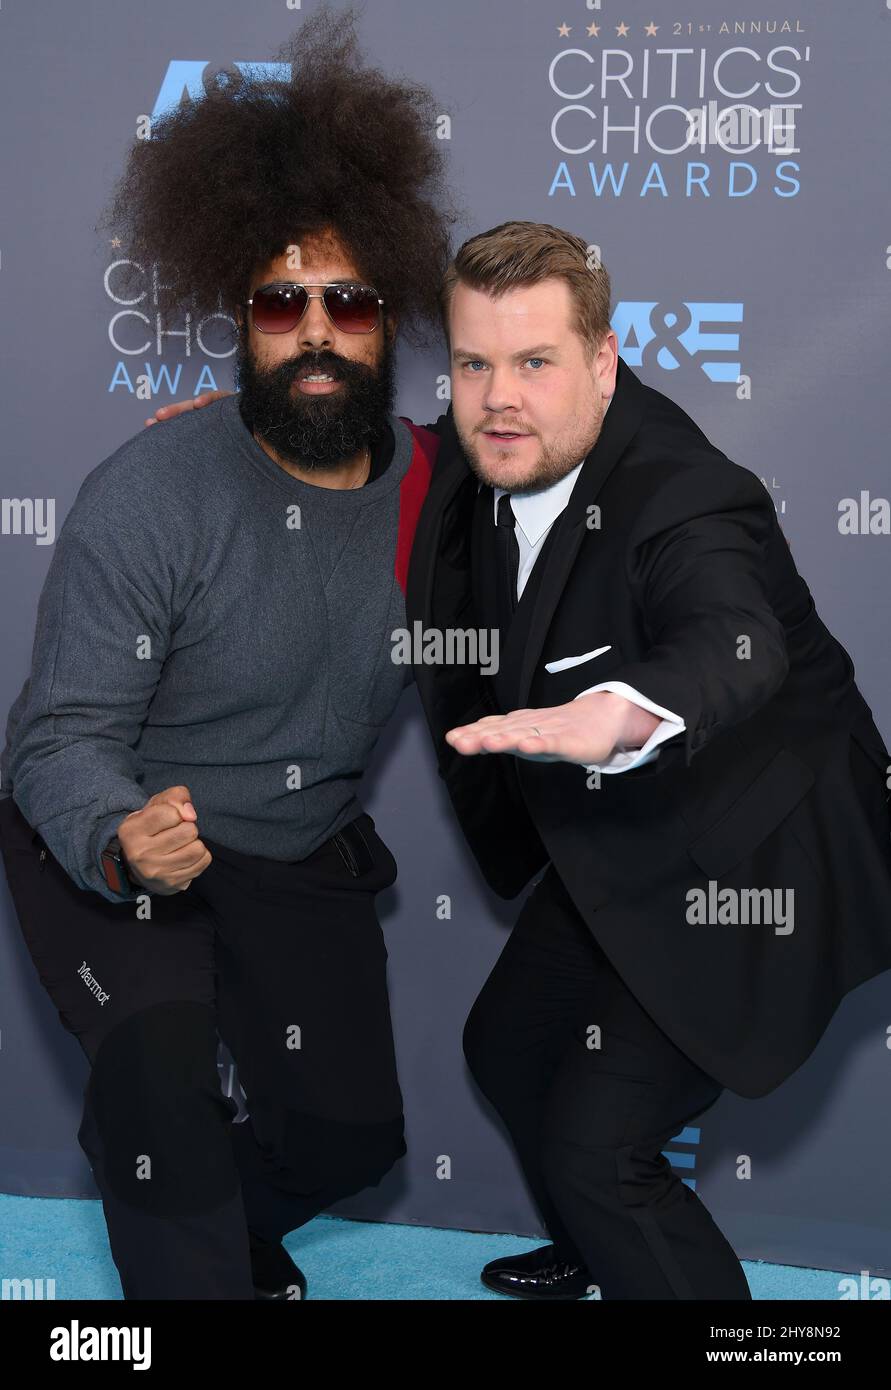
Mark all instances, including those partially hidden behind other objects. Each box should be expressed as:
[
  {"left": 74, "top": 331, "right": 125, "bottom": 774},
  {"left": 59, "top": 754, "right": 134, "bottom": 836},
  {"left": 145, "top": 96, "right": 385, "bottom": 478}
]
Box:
[{"left": 456, "top": 394, "right": 608, "bottom": 495}]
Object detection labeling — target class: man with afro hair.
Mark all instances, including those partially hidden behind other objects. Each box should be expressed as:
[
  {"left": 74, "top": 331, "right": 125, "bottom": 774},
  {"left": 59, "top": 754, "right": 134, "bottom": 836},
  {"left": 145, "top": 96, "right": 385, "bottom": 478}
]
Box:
[{"left": 0, "top": 7, "right": 462, "bottom": 1300}]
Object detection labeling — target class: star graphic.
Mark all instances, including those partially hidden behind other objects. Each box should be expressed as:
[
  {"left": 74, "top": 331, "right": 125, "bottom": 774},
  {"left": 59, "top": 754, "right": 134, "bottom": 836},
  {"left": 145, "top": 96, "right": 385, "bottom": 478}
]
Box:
[
  {"left": 558, "top": 23, "right": 571, "bottom": 37},
  {"left": 645, "top": 22, "right": 659, "bottom": 36},
  {"left": 587, "top": 22, "right": 600, "bottom": 37},
  {"left": 110, "top": 238, "right": 121, "bottom": 249},
  {"left": 616, "top": 22, "right": 630, "bottom": 38}
]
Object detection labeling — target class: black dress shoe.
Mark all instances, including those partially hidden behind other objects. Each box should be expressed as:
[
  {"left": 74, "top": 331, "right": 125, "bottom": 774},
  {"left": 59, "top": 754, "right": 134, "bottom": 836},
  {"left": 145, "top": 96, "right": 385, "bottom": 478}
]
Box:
[
  {"left": 249, "top": 1231, "right": 307, "bottom": 1300},
  {"left": 481, "top": 1244, "right": 593, "bottom": 1300}
]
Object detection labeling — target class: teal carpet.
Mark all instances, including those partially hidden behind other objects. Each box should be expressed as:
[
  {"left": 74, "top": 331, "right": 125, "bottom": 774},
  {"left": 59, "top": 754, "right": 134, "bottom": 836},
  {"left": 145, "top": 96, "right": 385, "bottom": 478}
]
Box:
[{"left": 0, "top": 1193, "right": 849, "bottom": 1300}]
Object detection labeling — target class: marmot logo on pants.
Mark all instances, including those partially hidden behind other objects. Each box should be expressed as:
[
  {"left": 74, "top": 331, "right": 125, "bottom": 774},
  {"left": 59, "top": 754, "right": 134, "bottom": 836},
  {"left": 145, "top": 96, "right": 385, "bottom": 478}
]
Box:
[{"left": 77, "top": 961, "right": 111, "bottom": 1006}]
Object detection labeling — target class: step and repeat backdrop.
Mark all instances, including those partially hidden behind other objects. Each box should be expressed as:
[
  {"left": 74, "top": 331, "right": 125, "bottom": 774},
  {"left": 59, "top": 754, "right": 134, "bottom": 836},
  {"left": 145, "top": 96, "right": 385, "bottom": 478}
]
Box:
[{"left": 1, "top": 0, "right": 890, "bottom": 1283}]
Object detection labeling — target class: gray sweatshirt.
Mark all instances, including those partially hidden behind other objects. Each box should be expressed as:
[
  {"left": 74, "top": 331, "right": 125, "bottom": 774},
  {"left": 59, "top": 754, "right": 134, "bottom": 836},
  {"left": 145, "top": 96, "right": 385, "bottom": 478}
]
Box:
[{"left": 0, "top": 395, "right": 416, "bottom": 900}]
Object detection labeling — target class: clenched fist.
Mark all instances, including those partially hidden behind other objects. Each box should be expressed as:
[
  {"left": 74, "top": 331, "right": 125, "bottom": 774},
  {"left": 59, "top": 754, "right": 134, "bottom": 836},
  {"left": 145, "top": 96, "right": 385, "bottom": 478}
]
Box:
[{"left": 117, "top": 785, "right": 212, "bottom": 895}]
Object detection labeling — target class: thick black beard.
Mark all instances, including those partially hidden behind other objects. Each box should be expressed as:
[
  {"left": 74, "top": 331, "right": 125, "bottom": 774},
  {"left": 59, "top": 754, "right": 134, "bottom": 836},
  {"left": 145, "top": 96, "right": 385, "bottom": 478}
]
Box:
[{"left": 235, "top": 334, "right": 396, "bottom": 471}]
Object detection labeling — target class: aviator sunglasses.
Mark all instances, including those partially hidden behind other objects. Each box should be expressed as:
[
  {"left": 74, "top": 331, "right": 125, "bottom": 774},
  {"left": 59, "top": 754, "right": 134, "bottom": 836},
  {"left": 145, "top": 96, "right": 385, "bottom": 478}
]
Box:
[{"left": 246, "top": 281, "right": 384, "bottom": 335}]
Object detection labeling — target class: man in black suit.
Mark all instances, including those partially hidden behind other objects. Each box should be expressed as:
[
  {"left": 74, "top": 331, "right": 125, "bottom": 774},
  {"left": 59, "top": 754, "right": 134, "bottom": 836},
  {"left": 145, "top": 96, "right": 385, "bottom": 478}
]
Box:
[{"left": 407, "top": 220, "right": 891, "bottom": 1299}]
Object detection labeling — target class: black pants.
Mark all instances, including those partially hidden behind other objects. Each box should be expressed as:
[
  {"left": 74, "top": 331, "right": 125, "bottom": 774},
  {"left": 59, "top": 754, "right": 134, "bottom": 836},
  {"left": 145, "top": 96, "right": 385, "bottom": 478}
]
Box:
[
  {"left": 463, "top": 863, "right": 752, "bottom": 1300},
  {"left": 0, "top": 795, "right": 405, "bottom": 1300}
]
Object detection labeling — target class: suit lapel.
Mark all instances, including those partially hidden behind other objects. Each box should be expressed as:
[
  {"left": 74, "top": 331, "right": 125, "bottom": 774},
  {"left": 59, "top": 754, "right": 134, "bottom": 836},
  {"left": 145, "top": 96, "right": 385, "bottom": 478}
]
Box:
[
  {"left": 515, "top": 359, "right": 647, "bottom": 707},
  {"left": 405, "top": 357, "right": 648, "bottom": 717}
]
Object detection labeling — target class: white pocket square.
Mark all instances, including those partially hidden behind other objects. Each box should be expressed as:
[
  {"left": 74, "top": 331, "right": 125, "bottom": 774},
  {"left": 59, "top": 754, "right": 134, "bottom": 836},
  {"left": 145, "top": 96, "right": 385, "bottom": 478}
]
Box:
[{"left": 545, "top": 645, "right": 612, "bottom": 673}]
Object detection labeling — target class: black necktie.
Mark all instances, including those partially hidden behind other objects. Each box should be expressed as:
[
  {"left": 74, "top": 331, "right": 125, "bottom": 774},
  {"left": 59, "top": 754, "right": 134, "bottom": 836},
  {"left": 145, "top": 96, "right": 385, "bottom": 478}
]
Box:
[{"left": 495, "top": 492, "right": 520, "bottom": 633}]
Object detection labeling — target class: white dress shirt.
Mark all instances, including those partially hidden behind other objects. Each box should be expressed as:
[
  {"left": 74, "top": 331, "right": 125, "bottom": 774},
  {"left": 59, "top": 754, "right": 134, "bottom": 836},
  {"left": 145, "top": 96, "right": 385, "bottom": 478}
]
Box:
[{"left": 487, "top": 397, "right": 686, "bottom": 773}]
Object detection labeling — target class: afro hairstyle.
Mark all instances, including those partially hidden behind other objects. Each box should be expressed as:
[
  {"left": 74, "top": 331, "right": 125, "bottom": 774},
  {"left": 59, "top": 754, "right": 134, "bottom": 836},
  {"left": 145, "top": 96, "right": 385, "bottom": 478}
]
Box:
[{"left": 99, "top": 3, "right": 463, "bottom": 351}]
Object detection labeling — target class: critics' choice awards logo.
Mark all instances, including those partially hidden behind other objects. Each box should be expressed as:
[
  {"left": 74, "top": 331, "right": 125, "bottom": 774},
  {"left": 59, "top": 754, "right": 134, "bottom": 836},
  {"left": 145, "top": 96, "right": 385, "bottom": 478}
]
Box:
[{"left": 547, "top": 27, "right": 810, "bottom": 200}]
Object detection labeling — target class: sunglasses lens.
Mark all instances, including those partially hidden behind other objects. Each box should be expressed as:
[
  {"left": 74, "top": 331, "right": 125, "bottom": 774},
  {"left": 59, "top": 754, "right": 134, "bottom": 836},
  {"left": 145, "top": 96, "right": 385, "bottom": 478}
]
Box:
[
  {"left": 324, "top": 284, "right": 381, "bottom": 333},
  {"left": 251, "top": 284, "right": 308, "bottom": 333}
]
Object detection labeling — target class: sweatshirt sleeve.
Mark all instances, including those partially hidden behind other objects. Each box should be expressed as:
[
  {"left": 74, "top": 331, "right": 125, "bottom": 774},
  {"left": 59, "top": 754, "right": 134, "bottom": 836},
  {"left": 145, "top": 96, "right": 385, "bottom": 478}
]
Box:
[{"left": 7, "top": 524, "right": 169, "bottom": 901}]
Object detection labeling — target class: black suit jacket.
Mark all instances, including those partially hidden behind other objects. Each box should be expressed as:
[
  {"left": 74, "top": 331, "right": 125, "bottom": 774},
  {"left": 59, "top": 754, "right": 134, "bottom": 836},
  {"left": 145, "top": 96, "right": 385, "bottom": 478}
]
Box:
[{"left": 407, "top": 356, "right": 891, "bottom": 1097}]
